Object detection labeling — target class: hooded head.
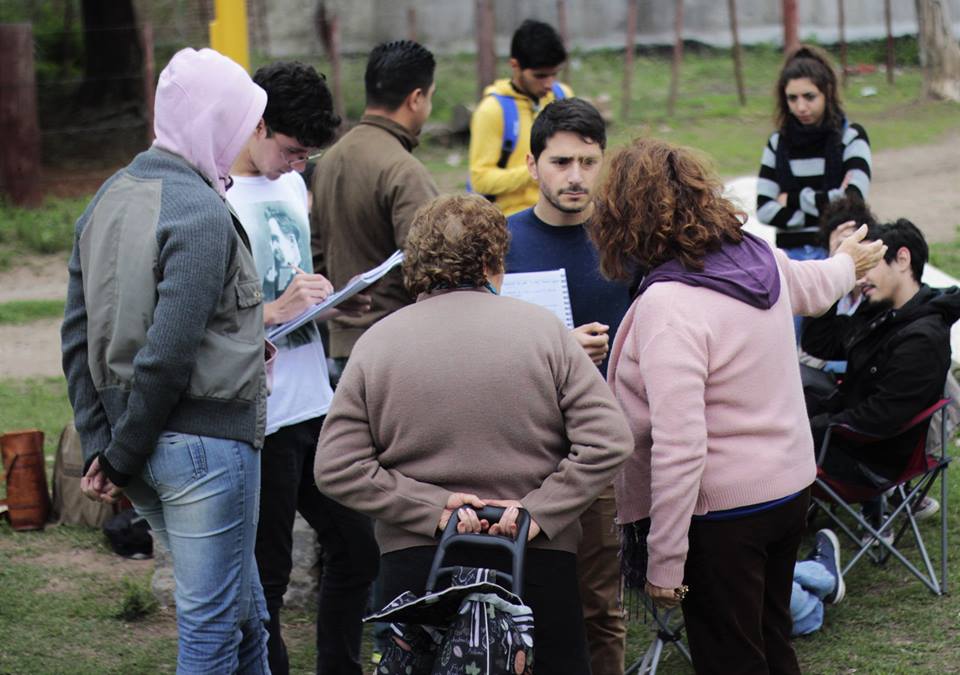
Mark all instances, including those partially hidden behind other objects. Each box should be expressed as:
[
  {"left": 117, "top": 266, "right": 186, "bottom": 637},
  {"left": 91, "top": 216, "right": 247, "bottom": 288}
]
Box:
[{"left": 152, "top": 48, "right": 267, "bottom": 196}]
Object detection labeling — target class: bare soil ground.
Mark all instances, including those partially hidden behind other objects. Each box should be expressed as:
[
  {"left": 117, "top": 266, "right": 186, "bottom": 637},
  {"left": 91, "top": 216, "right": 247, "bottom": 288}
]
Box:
[{"left": 1, "top": 135, "right": 958, "bottom": 379}]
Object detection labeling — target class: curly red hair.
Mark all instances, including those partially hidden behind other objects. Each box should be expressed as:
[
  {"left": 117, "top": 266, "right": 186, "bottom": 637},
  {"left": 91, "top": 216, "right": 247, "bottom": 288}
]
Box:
[
  {"left": 590, "top": 137, "right": 745, "bottom": 279},
  {"left": 402, "top": 194, "right": 509, "bottom": 296}
]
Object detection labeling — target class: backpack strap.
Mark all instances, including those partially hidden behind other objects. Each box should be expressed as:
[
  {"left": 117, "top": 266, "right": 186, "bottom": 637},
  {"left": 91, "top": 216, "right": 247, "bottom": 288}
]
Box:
[
  {"left": 491, "top": 93, "right": 519, "bottom": 169},
  {"left": 552, "top": 82, "right": 566, "bottom": 100}
]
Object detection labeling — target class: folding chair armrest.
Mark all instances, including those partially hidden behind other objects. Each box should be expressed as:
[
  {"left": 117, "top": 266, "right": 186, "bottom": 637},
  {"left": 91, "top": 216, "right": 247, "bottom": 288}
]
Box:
[{"left": 827, "top": 398, "right": 952, "bottom": 445}]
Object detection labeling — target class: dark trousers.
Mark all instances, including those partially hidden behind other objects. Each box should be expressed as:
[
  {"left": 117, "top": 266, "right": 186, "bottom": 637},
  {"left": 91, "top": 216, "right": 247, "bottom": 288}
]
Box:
[
  {"left": 255, "top": 418, "right": 380, "bottom": 675},
  {"left": 380, "top": 545, "right": 591, "bottom": 675},
  {"left": 681, "top": 489, "right": 810, "bottom": 675}
]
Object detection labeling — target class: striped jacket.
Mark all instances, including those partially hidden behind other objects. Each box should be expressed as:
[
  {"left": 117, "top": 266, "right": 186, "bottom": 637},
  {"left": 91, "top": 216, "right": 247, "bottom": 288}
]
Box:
[{"left": 756, "top": 123, "right": 872, "bottom": 246}]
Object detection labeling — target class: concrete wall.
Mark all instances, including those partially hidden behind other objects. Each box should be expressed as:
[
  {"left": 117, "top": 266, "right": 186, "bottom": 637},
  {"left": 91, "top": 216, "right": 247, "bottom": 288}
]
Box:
[{"left": 264, "top": 0, "right": 960, "bottom": 57}]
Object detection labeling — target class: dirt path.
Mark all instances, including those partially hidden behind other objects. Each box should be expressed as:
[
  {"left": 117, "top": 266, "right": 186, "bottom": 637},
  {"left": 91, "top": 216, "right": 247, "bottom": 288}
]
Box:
[{"left": 1, "top": 134, "right": 958, "bottom": 380}]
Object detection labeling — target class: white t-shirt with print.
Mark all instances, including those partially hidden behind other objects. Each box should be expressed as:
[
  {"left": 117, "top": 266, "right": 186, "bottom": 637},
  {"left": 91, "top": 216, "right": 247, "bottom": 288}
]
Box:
[{"left": 227, "top": 171, "right": 334, "bottom": 435}]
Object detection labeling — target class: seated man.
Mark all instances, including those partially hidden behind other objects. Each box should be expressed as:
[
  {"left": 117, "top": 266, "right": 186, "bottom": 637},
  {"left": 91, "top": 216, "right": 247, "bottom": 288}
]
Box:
[{"left": 802, "top": 218, "right": 960, "bottom": 488}]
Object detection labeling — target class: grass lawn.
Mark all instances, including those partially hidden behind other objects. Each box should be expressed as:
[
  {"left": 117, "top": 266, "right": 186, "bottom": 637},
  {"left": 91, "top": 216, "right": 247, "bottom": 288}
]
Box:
[
  {"left": 0, "top": 299, "right": 66, "bottom": 325},
  {"left": 1, "top": 375, "right": 959, "bottom": 672}
]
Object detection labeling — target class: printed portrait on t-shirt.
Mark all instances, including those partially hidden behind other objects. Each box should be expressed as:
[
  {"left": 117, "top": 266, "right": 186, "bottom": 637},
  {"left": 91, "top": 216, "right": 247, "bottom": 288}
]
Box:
[{"left": 242, "top": 201, "right": 316, "bottom": 348}]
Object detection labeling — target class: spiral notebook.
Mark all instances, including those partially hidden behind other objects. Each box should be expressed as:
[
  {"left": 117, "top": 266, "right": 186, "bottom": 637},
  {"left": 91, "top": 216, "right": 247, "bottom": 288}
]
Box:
[
  {"left": 500, "top": 269, "right": 574, "bottom": 329},
  {"left": 267, "top": 250, "right": 404, "bottom": 341}
]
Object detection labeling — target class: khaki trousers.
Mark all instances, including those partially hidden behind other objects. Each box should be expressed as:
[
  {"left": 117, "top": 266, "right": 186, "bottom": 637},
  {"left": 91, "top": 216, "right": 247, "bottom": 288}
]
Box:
[{"left": 578, "top": 483, "right": 626, "bottom": 675}]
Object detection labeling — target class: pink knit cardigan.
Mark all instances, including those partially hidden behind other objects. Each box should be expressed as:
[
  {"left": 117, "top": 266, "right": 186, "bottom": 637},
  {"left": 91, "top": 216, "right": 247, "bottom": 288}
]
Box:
[{"left": 609, "top": 249, "right": 855, "bottom": 588}]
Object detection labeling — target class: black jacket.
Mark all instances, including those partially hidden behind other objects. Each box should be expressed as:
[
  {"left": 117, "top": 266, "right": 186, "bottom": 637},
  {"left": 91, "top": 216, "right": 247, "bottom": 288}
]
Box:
[{"left": 802, "top": 285, "right": 960, "bottom": 481}]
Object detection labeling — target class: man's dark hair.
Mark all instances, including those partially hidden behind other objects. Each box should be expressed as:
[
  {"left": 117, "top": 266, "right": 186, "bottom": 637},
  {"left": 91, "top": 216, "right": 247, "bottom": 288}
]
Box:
[
  {"left": 253, "top": 61, "right": 341, "bottom": 148},
  {"left": 818, "top": 195, "right": 877, "bottom": 247},
  {"left": 510, "top": 19, "right": 567, "bottom": 70},
  {"left": 868, "top": 218, "right": 928, "bottom": 283},
  {"left": 364, "top": 40, "right": 435, "bottom": 110},
  {"left": 530, "top": 98, "right": 606, "bottom": 161}
]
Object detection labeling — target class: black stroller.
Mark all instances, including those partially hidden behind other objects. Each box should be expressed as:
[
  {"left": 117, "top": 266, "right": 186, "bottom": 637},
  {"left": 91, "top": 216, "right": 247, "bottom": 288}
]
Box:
[{"left": 367, "top": 506, "right": 535, "bottom": 675}]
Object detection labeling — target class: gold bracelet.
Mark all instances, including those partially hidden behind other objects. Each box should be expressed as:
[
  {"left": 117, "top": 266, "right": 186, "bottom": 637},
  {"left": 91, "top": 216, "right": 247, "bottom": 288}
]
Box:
[{"left": 674, "top": 584, "right": 690, "bottom": 601}]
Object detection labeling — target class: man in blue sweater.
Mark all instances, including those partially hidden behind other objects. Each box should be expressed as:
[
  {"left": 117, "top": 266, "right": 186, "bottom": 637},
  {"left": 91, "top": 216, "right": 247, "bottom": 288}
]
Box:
[{"left": 505, "top": 97, "right": 631, "bottom": 675}]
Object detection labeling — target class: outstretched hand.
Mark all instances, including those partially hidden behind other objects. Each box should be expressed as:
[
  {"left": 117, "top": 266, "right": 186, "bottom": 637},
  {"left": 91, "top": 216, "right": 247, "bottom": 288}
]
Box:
[{"left": 835, "top": 224, "right": 887, "bottom": 279}]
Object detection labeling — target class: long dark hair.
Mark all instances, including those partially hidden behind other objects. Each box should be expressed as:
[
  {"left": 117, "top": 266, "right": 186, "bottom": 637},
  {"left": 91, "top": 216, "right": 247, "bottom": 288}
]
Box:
[{"left": 774, "top": 44, "right": 844, "bottom": 132}]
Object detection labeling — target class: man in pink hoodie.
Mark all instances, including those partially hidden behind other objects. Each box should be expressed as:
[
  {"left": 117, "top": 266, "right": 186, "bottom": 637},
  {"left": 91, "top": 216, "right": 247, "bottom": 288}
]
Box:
[{"left": 62, "top": 48, "right": 271, "bottom": 673}]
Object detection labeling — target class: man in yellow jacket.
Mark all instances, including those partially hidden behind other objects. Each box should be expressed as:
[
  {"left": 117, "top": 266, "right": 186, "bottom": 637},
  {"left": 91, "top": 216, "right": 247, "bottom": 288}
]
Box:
[{"left": 469, "top": 19, "right": 572, "bottom": 215}]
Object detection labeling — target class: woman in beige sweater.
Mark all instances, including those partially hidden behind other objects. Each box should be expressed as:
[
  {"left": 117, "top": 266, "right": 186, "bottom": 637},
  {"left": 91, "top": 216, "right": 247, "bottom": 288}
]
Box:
[{"left": 314, "top": 194, "right": 633, "bottom": 674}]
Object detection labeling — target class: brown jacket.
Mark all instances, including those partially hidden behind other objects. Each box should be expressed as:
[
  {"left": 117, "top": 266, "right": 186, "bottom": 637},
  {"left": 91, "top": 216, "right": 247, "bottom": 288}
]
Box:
[
  {"left": 310, "top": 115, "right": 439, "bottom": 357},
  {"left": 314, "top": 288, "right": 634, "bottom": 554}
]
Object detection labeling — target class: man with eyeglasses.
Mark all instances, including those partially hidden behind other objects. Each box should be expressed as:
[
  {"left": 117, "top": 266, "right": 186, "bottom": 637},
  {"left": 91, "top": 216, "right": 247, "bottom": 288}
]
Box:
[{"left": 228, "top": 60, "right": 379, "bottom": 675}]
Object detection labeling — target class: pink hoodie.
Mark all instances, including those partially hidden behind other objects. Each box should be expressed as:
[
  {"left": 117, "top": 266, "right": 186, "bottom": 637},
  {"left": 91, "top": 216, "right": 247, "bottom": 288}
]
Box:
[{"left": 152, "top": 48, "right": 266, "bottom": 196}]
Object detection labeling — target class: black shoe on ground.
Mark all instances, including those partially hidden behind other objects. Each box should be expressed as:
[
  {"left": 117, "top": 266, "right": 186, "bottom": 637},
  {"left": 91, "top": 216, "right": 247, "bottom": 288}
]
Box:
[{"left": 809, "top": 528, "right": 845, "bottom": 604}]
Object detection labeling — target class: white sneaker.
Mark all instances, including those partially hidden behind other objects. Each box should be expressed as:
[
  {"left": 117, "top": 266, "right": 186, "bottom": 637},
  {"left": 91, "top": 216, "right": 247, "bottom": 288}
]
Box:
[
  {"left": 913, "top": 496, "right": 940, "bottom": 521},
  {"left": 859, "top": 528, "right": 894, "bottom": 548}
]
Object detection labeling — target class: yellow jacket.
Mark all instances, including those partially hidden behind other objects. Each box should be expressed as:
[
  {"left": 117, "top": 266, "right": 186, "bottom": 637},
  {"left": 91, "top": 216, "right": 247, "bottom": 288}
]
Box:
[{"left": 468, "top": 78, "right": 573, "bottom": 216}]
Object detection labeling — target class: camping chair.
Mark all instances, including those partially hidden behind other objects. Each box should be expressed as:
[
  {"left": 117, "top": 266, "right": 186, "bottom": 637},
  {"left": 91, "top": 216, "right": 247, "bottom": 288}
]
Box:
[
  {"left": 810, "top": 397, "right": 952, "bottom": 595},
  {"left": 624, "top": 601, "right": 691, "bottom": 675}
]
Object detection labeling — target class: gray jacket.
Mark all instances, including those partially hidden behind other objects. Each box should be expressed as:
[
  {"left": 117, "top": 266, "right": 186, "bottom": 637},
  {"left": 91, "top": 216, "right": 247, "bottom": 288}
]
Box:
[{"left": 61, "top": 147, "right": 267, "bottom": 485}]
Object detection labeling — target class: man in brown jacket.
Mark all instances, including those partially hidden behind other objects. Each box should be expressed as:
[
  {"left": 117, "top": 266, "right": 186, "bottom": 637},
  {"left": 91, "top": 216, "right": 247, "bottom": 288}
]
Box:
[{"left": 310, "top": 40, "right": 440, "bottom": 365}]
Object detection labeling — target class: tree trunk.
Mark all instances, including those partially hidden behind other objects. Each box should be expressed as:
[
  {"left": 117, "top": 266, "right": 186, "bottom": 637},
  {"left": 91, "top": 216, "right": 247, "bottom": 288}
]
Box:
[
  {"left": 914, "top": 0, "right": 960, "bottom": 101},
  {"left": 79, "top": 0, "right": 142, "bottom": 105}
]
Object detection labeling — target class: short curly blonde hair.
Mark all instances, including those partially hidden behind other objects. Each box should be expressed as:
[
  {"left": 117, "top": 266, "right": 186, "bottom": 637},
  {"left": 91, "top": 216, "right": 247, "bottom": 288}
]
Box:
[{"left": 403, "top": 194, "right": 509, "bottom": 297}]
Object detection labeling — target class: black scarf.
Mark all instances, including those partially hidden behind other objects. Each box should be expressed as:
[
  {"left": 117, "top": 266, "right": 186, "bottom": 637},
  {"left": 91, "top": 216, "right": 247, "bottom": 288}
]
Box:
[{"left": 774, "top": 116, "right": 846, "bottom": 195}]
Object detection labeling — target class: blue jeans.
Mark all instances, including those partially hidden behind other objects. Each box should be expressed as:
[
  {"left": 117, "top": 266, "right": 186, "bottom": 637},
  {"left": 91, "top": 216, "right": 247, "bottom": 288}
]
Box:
[
  {"left": 125, "top": 432, "right": 270, "bottom": 674},
  {"left": 790, "top": 560, "right": 835, "bottom": 636}
]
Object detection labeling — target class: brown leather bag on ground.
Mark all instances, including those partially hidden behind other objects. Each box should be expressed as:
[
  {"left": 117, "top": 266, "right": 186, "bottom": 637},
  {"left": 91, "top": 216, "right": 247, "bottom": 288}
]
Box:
[
  {"left": 50, "top": 422, "right": 119, "bottom": 528},
  {"left": 0, "top": 429, "right": 51, "bottom": 531}
]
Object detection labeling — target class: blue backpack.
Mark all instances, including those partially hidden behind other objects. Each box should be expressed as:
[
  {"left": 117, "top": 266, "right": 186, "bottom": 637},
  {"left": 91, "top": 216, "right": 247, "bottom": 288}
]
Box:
[{"left": 468, "top": 82, "right": 566, "bottom": 196}]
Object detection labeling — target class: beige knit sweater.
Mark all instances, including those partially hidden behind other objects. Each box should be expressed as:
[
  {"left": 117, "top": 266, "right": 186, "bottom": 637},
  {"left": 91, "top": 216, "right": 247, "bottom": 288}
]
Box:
[{"left": 314, "top": 287, "right": 634, "bottom": 554}]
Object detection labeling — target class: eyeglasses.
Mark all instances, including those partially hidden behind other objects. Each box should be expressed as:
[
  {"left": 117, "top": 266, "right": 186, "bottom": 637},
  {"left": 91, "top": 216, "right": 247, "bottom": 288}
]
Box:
[
  {"left": 279, "top": 147, "right": 324, "bottom": 168},
  {"left": 266, "top": 125, "right": 323, "bottom": 168}
]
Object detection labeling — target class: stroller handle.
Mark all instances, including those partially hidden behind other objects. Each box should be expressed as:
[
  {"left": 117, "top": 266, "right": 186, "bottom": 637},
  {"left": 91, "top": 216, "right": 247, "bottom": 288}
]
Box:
[{"left": 426, "top": 505, "right": 530, "bottom": 594}]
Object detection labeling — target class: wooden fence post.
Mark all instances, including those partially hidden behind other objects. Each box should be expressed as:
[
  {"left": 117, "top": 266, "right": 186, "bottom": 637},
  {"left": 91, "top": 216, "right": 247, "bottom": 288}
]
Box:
[
  {"left": 476, "top": 0, "right": 496, "bottom": 100},
  {"left": 622, "top": 0, "right": 639, "bottom": 122},
  {"left": 557, "top": 0, "right": 570, "bottom": 81},
  {"left": 666, "top": 0, "right": 684, "bottom": 117},
  {"left": 407, "top": 5, "right": 417, "bottom": 43},
  {"left": 141, "top": 22, "right": 155, "bottom": 145},
  {"left": 783, "top": 0, "right": 799, "bottom": 53},
  {"left": 838, "top": 0, "right": 848, "bottom": 88},
  {"left": 885, "top": 0, "right": 895, "bottom": 84},
  {"left": 0, "top": 24, "right": 43, "bottom": 207},
  {"left": 728, "top": 0, "right": 746, "bottom": 105}
]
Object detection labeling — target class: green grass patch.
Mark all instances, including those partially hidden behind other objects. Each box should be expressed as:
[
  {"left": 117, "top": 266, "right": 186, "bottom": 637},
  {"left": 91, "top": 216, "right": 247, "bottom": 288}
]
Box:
[
  {"left": 930, "top": 230, "right": 960, "bottom": 279},
  {"left": 0, "top": 196, "right": 85, "bottom": 264},
  {"left": 0, "top": 299, "right": 66, "bottom": 325},
  {"left": 0, "top": 523, "right": 176, "bottom": 674},
  {"left": 0, "top": 377, "right": 72, "bottom": 459}
]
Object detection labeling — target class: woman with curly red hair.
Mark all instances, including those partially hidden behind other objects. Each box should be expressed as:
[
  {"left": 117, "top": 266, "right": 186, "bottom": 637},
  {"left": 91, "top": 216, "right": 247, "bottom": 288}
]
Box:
[{"left": 591, "top": 138, "right": 884, "bottom": 674}]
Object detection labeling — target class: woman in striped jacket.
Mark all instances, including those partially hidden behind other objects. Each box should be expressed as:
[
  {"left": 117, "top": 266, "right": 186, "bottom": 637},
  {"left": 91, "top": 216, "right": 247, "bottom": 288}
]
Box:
[{"left": 757, "top": 45, "right": 872, "bottom": 260}]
